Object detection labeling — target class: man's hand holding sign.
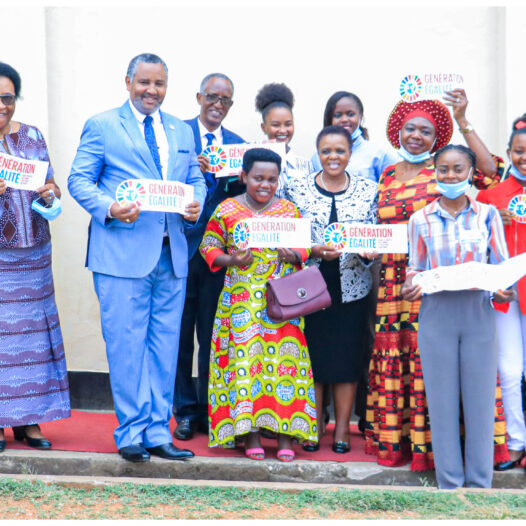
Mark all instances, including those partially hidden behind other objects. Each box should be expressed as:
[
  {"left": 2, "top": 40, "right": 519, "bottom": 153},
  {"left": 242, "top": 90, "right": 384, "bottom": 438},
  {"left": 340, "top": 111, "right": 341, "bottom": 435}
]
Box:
[{"left": 113, "top": 178, "right": 200, "bottom": 224}]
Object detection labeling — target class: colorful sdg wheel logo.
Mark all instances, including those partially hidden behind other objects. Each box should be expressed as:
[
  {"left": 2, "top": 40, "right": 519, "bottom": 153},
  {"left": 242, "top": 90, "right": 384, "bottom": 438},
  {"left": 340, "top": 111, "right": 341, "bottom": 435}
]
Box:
[
  {"left": 324, "top": 222, "right": 347, "bottom": 250},
  {"left": 116, "top": 180, "right": 146, "bottom": 207},
  {"left": 400, "top": 75, "right": 422, "bottom": 103},
  {"left": 203, "top": 146, "right": 227, "bottom": 173},
  {"left": 233, "top": 220, "right": 250, "bottom": 250},
  {"left": 508, "top": 195, "right": 526, "bottom": 224}
]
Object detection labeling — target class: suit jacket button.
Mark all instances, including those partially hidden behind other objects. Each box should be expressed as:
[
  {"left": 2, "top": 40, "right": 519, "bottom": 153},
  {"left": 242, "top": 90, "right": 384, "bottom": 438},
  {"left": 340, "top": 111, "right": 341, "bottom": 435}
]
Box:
[{"left": 159, "top": 219, "right": 164, "bottom": 224}]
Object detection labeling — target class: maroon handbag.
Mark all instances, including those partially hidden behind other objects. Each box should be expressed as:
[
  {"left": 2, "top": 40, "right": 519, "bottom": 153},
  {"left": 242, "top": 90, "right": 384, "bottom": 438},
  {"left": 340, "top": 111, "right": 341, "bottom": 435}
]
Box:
[{"left": 266, "top": 265, "right": 332, "bottom": 322}]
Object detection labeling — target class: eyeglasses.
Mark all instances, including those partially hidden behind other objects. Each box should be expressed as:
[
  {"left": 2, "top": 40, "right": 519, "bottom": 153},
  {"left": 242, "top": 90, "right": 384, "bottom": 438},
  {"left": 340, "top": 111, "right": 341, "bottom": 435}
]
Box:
[
  {"left": 202, "top": 92, "right": 233, "bottom": 107},
  {"left": 0, "top": 94, "right": 15, "bottom": 106}
]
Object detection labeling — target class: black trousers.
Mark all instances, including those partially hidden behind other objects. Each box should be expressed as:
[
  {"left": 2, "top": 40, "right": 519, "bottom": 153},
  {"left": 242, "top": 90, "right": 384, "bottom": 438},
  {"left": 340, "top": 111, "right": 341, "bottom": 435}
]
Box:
[{"left": 173, "top": 251, "right": 225, "bottom": 423}]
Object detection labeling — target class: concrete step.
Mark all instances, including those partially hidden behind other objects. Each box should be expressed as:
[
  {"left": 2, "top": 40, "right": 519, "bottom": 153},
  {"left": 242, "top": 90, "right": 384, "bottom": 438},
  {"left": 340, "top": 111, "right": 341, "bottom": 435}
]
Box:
[{"left": 0, "top": 449, "right": 524, "bottom": 489}]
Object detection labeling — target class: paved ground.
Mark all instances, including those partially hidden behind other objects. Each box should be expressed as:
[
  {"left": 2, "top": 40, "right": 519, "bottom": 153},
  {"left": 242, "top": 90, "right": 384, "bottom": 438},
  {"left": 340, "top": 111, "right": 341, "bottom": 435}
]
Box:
[{"left": 0, "top": 448, "right": 524, "bottom": 489}]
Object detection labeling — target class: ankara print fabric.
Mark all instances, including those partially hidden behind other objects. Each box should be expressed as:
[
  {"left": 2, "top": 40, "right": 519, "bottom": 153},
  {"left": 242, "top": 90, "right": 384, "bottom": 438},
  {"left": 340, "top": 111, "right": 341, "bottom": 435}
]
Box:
[{"left": 200, "top": 197, "right": 317, "bottom": 447}]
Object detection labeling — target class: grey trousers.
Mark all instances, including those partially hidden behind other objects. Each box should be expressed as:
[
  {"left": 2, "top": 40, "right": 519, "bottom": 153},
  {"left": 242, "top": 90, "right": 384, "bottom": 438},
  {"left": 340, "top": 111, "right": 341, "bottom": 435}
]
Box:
[{"left": 418, "top": 290, "right": 498, "bottom": 489}]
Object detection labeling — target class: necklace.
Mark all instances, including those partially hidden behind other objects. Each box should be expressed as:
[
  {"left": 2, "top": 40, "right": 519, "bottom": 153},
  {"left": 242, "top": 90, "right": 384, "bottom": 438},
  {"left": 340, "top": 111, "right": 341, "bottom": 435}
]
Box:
[
  {"left": 319, "top": 171, "right": 350, "bottom": 193},
  {"left": 440, "top": 197, "right": 467, "bottom": 217},
  {"left": 0, "top": 123, "right": 12, "bottom": 142},
  {"left": 243, "top": 193, "right": 275, "bottom": 216}
]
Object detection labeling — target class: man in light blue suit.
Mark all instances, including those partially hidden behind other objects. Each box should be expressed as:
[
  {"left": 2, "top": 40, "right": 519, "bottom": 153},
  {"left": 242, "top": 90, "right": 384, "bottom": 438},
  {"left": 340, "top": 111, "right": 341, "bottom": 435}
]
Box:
[{"left": 68, "top": 53, "right": 207, "bottom": 463}]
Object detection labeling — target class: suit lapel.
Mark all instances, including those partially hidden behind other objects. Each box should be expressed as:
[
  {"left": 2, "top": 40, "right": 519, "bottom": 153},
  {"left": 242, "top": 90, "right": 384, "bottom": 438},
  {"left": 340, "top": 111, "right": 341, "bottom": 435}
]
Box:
[
  {"left": 162, "top": 112, "right": 178, "bottom": 181},
  {"left": 186, "top": 117, "right": 202, "bottom": 154},
  {"left": 119, "top": 102, "right": 162, "bottom": 180}
]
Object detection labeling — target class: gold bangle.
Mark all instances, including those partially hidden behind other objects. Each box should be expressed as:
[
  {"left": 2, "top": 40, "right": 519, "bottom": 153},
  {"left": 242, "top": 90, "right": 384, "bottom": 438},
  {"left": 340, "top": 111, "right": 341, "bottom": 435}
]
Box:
[{"left": 459, "top": 123, "right": 474, "bottom": 134}]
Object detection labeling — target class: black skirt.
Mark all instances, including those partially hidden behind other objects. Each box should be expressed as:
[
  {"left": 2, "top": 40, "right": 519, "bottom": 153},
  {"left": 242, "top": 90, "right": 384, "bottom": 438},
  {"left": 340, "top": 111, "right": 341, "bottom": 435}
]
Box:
[{"left": 304, "top": 257, "right": 368, "bottom": 383}]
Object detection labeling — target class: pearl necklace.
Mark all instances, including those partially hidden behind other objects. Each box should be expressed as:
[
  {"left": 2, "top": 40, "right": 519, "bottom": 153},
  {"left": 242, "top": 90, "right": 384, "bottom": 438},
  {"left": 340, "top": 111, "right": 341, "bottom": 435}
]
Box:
[{"left": 319, "top": 171, "right": 350, "bottom": 193}]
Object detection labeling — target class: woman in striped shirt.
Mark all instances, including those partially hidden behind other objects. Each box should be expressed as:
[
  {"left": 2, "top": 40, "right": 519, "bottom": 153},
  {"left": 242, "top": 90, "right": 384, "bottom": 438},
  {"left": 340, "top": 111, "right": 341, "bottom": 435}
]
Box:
[{"left": 402, "top": 144, "right": 514, "bottom": 489}]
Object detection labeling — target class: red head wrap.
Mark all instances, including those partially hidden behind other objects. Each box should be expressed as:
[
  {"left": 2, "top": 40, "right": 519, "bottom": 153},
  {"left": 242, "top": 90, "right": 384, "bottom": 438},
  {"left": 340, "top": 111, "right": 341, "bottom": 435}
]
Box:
[
  {"left": 400, "top": 110, "right": 437, "bottom": 130},
  {"left": 386, "top": 99, "right": 453, "bottom": 153}
]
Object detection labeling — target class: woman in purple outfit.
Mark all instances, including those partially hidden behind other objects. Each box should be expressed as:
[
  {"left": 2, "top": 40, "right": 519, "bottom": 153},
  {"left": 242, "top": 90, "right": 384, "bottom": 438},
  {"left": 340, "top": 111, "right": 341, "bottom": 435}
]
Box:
[{"left": 0, "top": 62, "right": 70, "bottom": 452}]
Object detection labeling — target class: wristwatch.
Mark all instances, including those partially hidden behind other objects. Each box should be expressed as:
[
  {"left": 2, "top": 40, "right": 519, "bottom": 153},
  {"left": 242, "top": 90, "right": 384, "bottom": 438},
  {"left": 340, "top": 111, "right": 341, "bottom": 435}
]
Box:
[{"left": 459, "top": 123, "right": 474, "bottom": 134}]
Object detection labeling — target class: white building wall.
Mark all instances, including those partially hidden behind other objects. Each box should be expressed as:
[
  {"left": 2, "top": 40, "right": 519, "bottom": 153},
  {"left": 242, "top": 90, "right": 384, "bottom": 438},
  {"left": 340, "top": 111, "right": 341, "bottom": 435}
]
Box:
[{"left": 4, "top": 5, "right": 523, "bottom": 371}]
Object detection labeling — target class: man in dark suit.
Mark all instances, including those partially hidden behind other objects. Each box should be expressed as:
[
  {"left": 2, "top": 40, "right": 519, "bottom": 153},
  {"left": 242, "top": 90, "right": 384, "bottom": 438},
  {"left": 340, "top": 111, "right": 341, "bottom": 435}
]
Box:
[{"left": 173, "top": 73, "right": 245, "bottom": 440}]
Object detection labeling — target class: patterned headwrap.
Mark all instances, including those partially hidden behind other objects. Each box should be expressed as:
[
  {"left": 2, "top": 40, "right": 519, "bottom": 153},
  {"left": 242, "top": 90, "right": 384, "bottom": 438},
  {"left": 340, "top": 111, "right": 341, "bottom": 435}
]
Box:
[{"left": 386, "top": 99, "right": 453, "bottom": 153}]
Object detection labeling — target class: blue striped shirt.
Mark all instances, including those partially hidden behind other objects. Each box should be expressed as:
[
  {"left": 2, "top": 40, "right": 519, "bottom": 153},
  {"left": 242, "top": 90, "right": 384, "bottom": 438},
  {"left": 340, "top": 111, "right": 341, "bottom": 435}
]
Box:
[{"left": 408, "top": 197, "right": 509, "bottom": 273}]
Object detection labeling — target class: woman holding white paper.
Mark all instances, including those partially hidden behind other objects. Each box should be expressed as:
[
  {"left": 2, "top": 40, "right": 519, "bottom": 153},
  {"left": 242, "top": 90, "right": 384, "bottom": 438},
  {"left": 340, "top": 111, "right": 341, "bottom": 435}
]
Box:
[
  {"left": 477, "top": 116, "right": 526, "bottom": 471},
  {"left": 402, "top": 144, "right": 512, "bottom": 489},
  {"left": 255, "top": 83, "right": 312, "bottom": 197},
  {"left": 0, "top": 62, "right": 70, "bottom": 453},
  {"left": 284, "top": 125, "right": 377, "bottom": 453}
]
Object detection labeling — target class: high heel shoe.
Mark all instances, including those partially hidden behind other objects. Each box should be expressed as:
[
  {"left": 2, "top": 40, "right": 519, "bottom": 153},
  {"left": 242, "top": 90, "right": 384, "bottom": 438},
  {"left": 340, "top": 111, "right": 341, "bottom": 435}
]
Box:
[
  {"left": 332, "top": 441, "right": 351, "bottom": 454},
  {"left": 13, "top": 425, "right": 52, "bottom": 450},
  {"left": 495, "top": 450, "right": 525, "bottom": 471},
  {"left": 302, "top": 441, "right": 320, "bottom": 452}
]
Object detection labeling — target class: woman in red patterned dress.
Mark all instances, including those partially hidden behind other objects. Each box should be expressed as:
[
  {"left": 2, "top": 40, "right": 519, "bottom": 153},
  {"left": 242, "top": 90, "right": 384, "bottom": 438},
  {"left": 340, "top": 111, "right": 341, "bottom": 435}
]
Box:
[{"left": 365, "top": 93, "right": 507, "bottom": 472}]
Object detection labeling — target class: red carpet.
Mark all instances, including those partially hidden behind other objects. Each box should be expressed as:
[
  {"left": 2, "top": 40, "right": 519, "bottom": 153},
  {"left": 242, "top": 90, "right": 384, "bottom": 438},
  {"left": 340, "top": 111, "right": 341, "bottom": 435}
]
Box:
[{"left": 2, "top": 410, "right": 374, "bottom": 462}]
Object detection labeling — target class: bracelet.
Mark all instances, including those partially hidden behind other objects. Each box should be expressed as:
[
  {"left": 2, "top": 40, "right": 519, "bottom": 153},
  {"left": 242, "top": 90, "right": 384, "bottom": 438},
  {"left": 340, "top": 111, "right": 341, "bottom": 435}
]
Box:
[{"left": 459, "top": 123, "right": 474, "bottom": 134}]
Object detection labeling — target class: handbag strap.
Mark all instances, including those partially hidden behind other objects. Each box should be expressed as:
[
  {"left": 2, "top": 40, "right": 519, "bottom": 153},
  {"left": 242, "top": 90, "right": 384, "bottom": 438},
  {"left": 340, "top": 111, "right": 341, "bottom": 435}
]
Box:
[{"left": 275, "top": 250, "right": 305, "bottom": 277}]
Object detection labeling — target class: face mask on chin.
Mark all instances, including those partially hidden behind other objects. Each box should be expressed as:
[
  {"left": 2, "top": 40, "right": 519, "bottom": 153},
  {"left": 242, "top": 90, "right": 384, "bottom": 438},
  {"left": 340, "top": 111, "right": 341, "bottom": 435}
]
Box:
[
  {"left": 351, "top": 126, "right": 362, "bottom": 141},
  {"left": 435, "top": 168, "right": 473, "bottom": 200},
  {"left": 398, "top": 131, "right": 434, "bottom": 164},
  {"left": 508, "top": 157, "right": 526, "bottom": 181}
]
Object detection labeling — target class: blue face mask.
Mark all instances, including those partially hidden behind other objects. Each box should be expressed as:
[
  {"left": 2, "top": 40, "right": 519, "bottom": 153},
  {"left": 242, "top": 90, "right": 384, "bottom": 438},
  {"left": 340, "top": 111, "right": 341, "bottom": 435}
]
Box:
[
  {"left": 31, "top": 196, "right": 62, "bottom": 221},
  {"left": 435, "top": 169, "right": 473, "bottom": 199},
  {"left": 398, "top": 131, "right": 433, "bottom": 164},
  {"left": 508, "top": 160, "right": 526, "bottom": 182}
]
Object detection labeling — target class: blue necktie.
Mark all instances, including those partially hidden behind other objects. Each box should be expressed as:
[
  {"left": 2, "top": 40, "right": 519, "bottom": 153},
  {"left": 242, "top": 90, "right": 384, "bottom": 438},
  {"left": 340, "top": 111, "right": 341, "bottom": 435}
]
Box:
[
  {"left": 204, "top": 132, "right": 217, "bottom": 192},
  {"left": 144, "top": 115, "right": 163, "bottom": 177}
]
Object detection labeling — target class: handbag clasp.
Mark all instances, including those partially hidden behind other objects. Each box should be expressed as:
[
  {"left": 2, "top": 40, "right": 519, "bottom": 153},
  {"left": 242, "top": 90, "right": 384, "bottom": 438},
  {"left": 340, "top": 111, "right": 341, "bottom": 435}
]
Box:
[{"left": 297, "top": 288, "right": 307, "bottom": 299}]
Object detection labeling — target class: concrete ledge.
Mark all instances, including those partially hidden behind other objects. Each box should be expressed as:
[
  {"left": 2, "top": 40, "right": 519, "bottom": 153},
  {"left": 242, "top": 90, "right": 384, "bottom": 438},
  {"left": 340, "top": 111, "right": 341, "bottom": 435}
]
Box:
[{"left": 0, "top": 449, "right": 524, "bottom": 489}]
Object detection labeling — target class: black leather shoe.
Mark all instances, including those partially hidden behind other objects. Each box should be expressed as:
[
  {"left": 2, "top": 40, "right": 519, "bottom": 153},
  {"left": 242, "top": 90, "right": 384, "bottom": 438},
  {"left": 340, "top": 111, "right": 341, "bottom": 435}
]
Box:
[
  {"left": 13, "top": 425, "right": 51, "bottom": 450},
  {"left": 119, "top": 445, "right": 150, "bottom": 463},
  {"left": 332, "top": 441, "right": 351, "bottom": 454},
  {"left": 173, "top": 418, "right": 195, "bottom": 441},
  {"left": 146, "top": 443, "right": 194, "bottom": 460}
]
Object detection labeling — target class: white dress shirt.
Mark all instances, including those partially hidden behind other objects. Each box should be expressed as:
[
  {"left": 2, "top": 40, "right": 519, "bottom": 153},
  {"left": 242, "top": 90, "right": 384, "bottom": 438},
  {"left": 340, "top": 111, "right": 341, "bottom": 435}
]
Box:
[
  {"left": 197, "top": 118, "right": 223, "bottom": 148},
  {"left": 108, "top": 101, "right": 170, "bottom": 219}
]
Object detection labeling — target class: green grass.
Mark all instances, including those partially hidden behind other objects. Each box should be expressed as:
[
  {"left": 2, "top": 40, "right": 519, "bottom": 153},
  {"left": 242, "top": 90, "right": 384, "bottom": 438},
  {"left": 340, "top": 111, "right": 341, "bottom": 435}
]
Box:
[{"left": 0, "top": 479, "right": 525, "bottom": 519}]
